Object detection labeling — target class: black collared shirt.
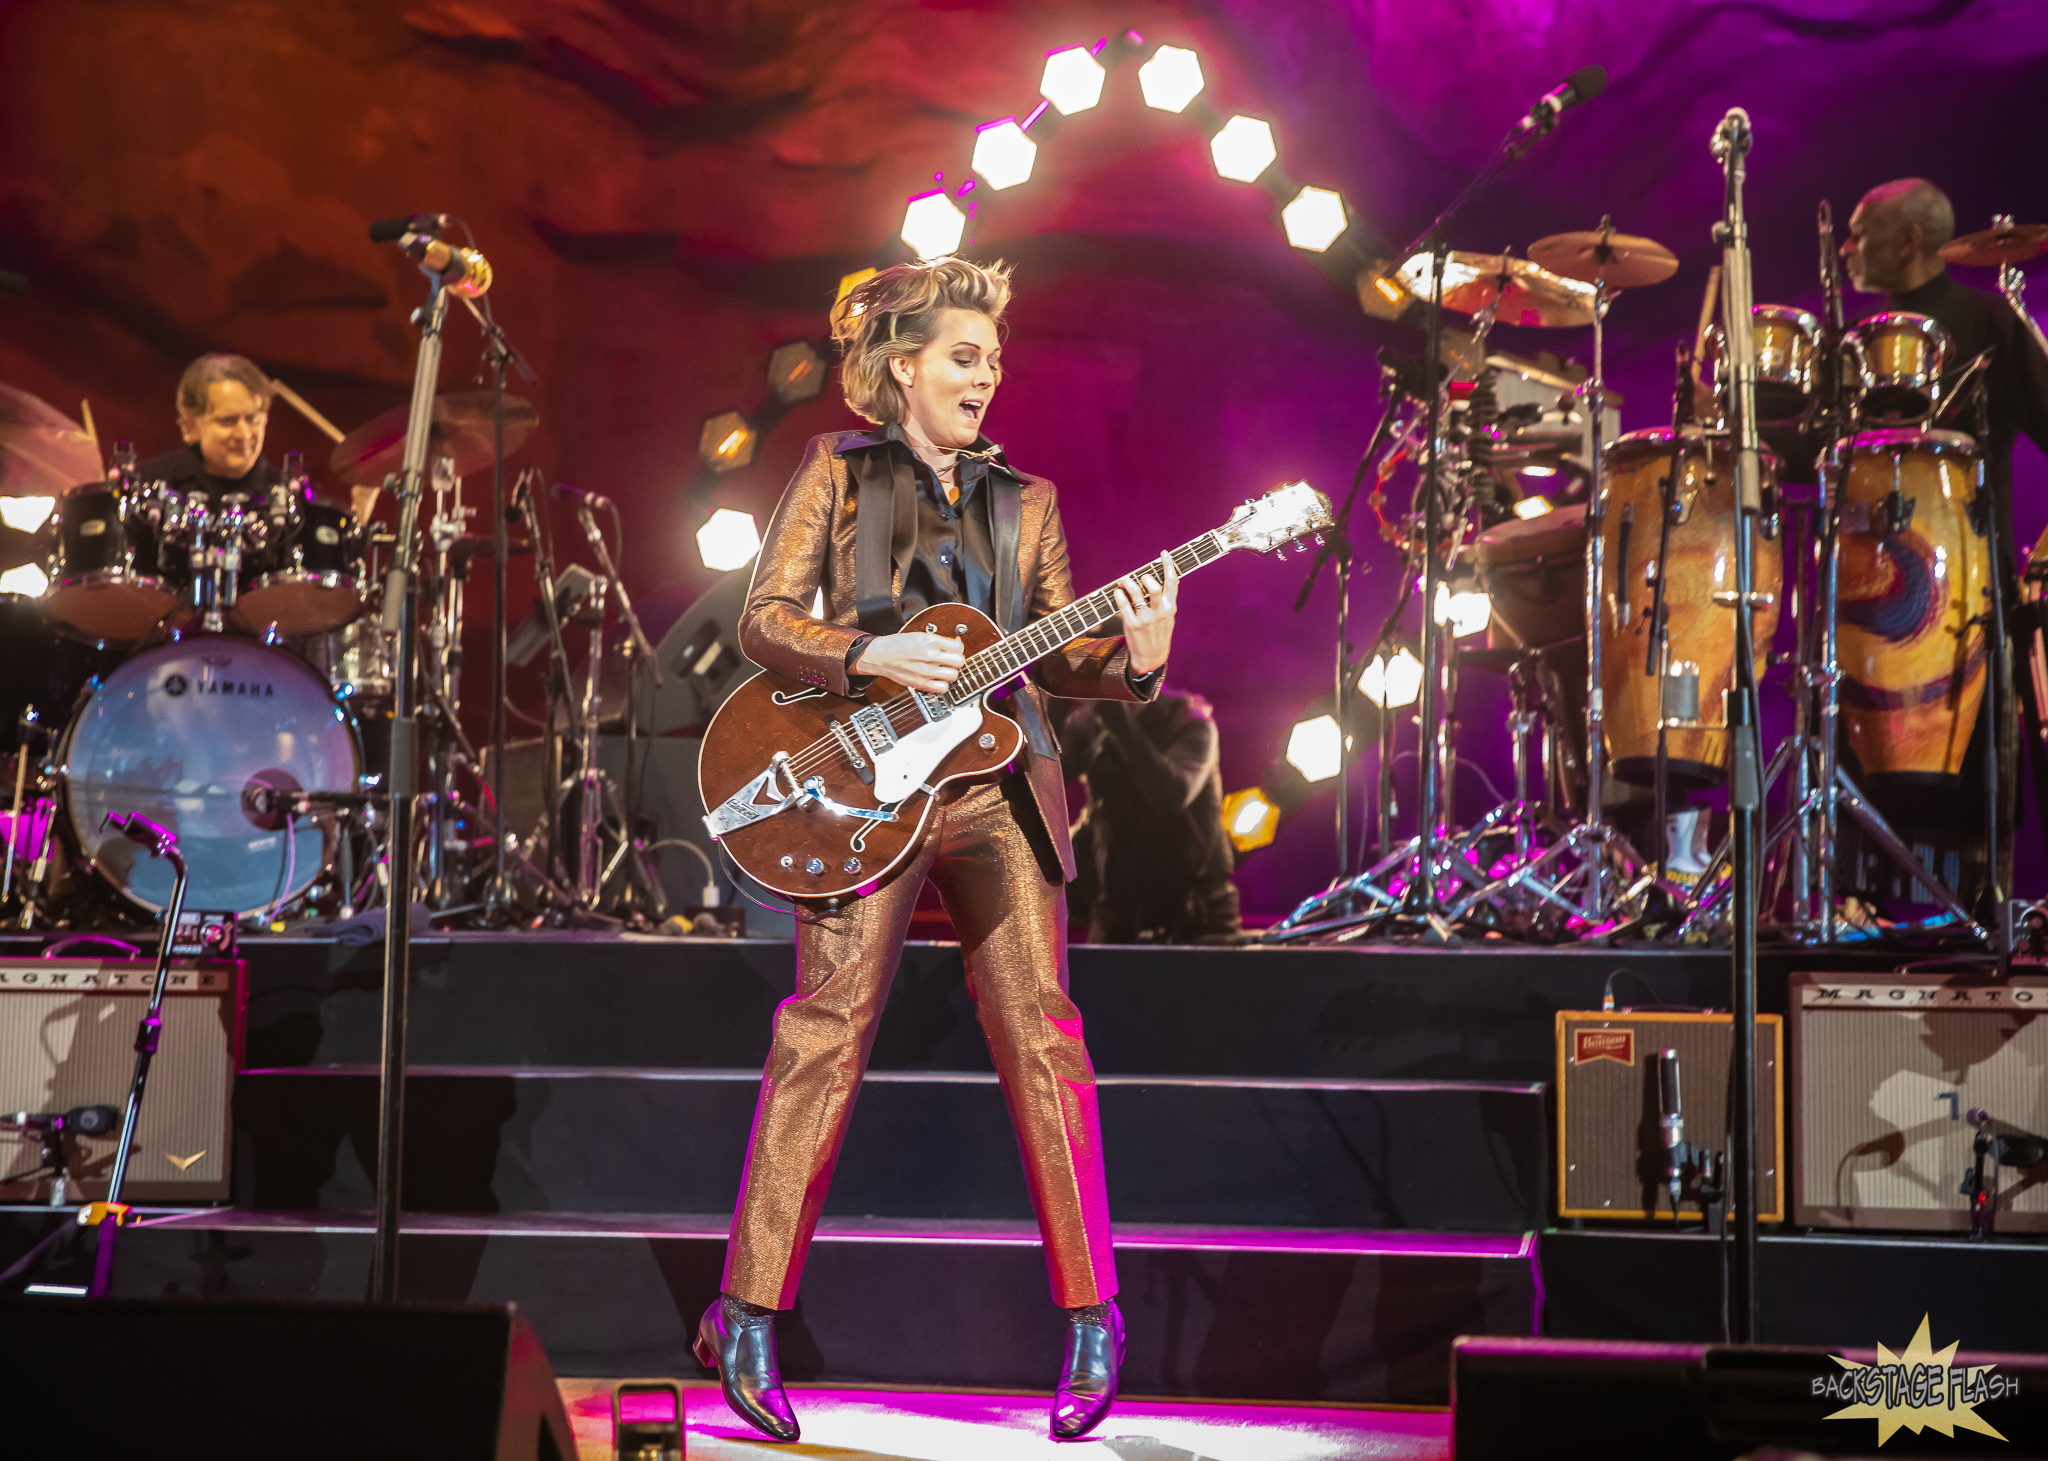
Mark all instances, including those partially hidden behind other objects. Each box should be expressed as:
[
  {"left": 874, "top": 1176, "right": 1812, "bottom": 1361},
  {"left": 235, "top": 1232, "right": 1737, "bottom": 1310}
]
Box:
[
  {"left": 1886, "top": 271, "right": 2048, "bottom": 571},
  {"left": 899, "top": 449, "right": 995, "bottom": 621},
  {"left": 133, "top": 444, "right": 279, "bottom": 500}
]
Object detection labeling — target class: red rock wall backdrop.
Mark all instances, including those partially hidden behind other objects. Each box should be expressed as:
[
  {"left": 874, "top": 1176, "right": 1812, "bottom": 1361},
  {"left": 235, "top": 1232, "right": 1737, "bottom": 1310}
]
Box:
[{"left": 4, "top": 1, "right": 2047, "bottom": 915}]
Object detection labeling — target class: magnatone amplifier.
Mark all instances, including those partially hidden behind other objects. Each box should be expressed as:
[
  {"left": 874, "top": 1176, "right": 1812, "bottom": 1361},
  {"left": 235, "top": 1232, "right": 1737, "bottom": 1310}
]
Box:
[
  {"left": 1556, "top": 1009, "right": 1785, "bottom": 1221},
  {"left": 1790, "top": 971, "right": 2048, "bottom": 1232},
  {"left": 0, "top": 959, "right": 243, "bottom": 1204}
]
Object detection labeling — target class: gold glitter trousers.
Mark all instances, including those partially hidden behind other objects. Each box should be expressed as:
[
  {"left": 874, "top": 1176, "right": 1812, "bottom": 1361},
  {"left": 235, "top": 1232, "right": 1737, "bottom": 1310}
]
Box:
[{"left": 721, "top": 778, "right": 1117, "bottom": 1311}]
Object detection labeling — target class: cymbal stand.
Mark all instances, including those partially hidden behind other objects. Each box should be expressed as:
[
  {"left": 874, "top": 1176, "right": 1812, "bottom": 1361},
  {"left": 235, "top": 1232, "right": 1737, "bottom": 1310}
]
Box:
[
  {"left": 1993, "top": 219, "right": 2048, "bottom": 362},
  {"left": 568, "top": 494, "right": 666, "bottom": 920}
]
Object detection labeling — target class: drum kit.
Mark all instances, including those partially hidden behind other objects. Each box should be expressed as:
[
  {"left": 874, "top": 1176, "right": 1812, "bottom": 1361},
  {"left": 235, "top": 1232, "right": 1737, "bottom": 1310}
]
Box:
[
  {"left": 0, "top": 382, "right": 642, "bottom": 932},
  {"left": 1278, "top": 208, "right": 2048, "bottom": 947}
]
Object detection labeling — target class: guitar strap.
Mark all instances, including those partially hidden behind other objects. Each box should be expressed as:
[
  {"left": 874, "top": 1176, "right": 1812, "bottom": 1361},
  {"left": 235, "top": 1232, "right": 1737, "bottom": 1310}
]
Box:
[
  {"left": 986, "top": 461, "right": 1061, "bottom": 760},
  {"left": 846, "top": 438, "right": 920, "bottom": 637}
]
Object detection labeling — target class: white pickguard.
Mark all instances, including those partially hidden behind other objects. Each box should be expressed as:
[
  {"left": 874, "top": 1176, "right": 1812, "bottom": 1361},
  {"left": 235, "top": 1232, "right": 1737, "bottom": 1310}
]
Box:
[{"left": 872, "top": 696, "right": 985, "bottom": 802}]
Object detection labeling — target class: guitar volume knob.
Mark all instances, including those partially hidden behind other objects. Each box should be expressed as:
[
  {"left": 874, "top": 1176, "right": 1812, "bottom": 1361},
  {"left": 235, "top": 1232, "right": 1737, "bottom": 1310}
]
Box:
[
  {"left": 843, "top": 858, "right": 862, "bottom": 874},
  {"left": 978, "top": 733, "right": 996, "bottom": 749},
  {"left": 806, "top": 858, "right": 825, "bottom": 876}
]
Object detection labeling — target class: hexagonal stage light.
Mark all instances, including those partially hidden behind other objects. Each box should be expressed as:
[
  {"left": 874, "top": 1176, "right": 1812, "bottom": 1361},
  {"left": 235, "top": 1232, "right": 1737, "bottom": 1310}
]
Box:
[
  {"left": 1138, "top": 45, "right": 1203, "bottom": 112},
  {"left": 1281, "top": 186, "right": 1348, "bottom": 252},
  {"left": 901, "top": 192, "right": 967, "bottom": 260},
  {"left": 0, "top": 562, "right": 48, "bottom": 596},
  {"left": 1433, "top": 582, "right": 1492, "bottom": 639},
  {"left": 1210, "top": 115, "right": 1276, "bottom": 183},
  {"left": 697, "top": 508, "right": 762, "bottom": 572},
  {"left": 767, "top": 340, "right": 827, "bottom": 405},
  {"left": 1221, "top": 786, "right": 1280, "bottom": 854},
  {"left": 1284, "top": 712, "right": 1345, "bottom": 783},
  {"left": 1040, "top": 45, "right": 1106, "bottom": 115},
  {"left": 698, "top": 411, "right": 757, "bottom": 473},
  {"left": 0, "top": 496, "right": 54, "bottom": 532},
  {"left": 972, "top": 119, "right": 1037, "bottom": 190},
  {"left": 1358, "top": 648, "right": 1424, "bottom": 708}
]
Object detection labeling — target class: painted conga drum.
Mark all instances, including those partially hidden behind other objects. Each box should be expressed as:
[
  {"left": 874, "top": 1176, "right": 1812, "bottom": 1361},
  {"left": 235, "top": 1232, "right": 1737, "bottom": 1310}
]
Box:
[
  {"left": 1825, "top": 428, "right": 1987, "bottom": 782},
  {"left": 1599, "top": 429, "right": 1783, "bottom": 787}
]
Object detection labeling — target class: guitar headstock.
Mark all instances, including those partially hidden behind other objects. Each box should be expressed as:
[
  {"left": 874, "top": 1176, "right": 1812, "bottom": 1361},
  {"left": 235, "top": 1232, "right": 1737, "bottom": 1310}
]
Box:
[{"left": 1214, "top": 480, "right": 1335, "bottom": 555}]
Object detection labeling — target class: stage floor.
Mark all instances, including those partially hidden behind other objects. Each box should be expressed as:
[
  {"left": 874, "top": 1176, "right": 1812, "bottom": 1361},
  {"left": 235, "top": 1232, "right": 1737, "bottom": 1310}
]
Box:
[{"left": 556, "top": 1380, "right": 1449, "bottom": 1460}]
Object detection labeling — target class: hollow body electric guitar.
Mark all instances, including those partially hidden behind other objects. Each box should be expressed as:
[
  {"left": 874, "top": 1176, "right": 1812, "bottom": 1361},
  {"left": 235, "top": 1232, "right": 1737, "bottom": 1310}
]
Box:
[{"left": 700, "top": 481, "right": 1334, "bottom": 899}]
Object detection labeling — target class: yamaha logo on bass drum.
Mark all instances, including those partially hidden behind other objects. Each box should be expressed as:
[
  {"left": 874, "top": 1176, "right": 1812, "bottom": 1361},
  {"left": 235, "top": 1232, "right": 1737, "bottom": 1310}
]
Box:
[{"left": 163, "top": 673, "right": 276, "bottom": 698}]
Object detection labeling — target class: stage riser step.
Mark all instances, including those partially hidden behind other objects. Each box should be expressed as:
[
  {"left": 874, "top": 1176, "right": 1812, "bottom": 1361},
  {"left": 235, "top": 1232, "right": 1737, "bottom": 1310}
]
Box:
[
  {"left": 234, "top": 1072, "right": 1547, "bottom": 1231},
  {"left": 105, "top": 1224, "right": 1536, "bottom": 1405},
  {"left": 194, "top": 935, "right": 1894, "bottom": 1084},
  {"left": 1540, "top": 1229, "right": 2048, "bottom": 1353}
]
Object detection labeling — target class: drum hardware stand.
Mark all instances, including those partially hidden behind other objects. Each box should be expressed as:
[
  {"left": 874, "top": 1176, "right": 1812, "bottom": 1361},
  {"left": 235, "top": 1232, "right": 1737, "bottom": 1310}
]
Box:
[
  {"left": 1390, "top": 94, "right": 1583, "bottom": 923},
  {"left": 371, "top": 252, "right": 454, "bottom": 1304},
  {"left": 455, "top": 291, "right": 540, "bottom": 929},
  {"left": 1990, "top": 218, "right": 2048, "bottom": 363}
]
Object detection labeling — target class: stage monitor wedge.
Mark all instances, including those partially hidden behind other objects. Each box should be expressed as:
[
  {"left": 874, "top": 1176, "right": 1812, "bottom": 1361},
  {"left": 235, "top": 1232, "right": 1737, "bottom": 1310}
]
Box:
[{"left": 0, "top": 1297, "right": 576, "bottom": 1460}]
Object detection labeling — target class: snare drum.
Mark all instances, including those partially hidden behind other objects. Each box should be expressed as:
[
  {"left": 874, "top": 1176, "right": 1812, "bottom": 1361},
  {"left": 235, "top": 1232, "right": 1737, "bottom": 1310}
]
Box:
[
  {"left": 1845, "top": 312, "right": 1950, "bottom": 420},
  {"left": 234, "top": 499, "right": 364, "bottom": 636},
  {"left": 46, "top": 481, "right": 178, "bottom": 641},
  {"left": 1826, "top": 427, "right": 1987, "bottom": 782},
  {"left": 1599, "top": 429, "right": 1783, "bottom": 787}
]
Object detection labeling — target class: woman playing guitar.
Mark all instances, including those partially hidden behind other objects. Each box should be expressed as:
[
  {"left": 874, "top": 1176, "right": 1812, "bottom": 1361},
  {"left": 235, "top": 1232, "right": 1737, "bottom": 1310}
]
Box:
[{"left": 693, "top": 257, "right": 1177, "bottom": 1443}]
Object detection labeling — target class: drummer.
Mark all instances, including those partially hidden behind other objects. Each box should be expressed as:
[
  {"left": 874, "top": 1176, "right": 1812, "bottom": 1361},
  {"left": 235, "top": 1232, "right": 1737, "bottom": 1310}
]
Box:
[
  {"left": 135, "top": 353, "right": 283, "bottom": 499},
  {"left": 1843, "top": 178, "right": 2048, "bottom": 571}
]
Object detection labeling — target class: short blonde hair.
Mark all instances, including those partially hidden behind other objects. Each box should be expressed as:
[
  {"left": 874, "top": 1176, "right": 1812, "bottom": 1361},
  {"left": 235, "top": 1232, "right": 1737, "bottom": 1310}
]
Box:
[
  {"left": 177, "top": 353, "right": 273, "bottom": 419},
  {"left": 828, "top": 258, "right": 1012, "bottom": 424}
]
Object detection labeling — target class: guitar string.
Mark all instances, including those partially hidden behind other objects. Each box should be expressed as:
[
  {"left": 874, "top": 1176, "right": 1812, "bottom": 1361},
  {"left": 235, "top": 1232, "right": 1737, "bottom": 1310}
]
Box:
[{"left": 768, "top": 533, "right": 1226, "bottom": 784}]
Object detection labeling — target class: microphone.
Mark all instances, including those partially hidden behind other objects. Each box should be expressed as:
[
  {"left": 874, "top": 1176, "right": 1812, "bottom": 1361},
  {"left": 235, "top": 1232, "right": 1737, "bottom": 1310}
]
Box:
[
  {"left": 550, "top": 482, "right": 612, "bottom": 509},
  {"left": 1656, "top": 1048, "right": 1684, "bottom": 1214},
  {"left": 367, "top": 213, "right": 449, "bottom": 244},
  {"left": 409, "top": 238, "right": 493, "bottom": 299},
  {"left": 1519, "top": 65, "right": 1606, "bottom": 134}
]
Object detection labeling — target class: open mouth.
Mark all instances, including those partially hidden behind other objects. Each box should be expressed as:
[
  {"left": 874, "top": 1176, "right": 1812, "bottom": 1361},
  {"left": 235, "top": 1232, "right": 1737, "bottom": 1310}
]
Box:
[{"left": 959, "top": 398, "right": 983, "bottom": 424}]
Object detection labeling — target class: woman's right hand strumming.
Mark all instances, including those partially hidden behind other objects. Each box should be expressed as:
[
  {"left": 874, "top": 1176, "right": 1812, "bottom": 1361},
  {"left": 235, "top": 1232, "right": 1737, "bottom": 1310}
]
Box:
[{"left": 854, "top": 631, "right": 965, "bottom": 693}]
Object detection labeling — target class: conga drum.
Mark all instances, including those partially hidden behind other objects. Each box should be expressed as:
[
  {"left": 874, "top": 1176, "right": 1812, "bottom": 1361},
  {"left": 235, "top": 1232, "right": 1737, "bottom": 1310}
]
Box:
[
  {"left": 1825, "top": 428, "right": 1987, "bottom": 783},
  {"left": 1844, "top": 312, "right": 1950, "bottom": 421},
  {"left": 1598, "top": 429, "right": 1783, "bottom": 787}
]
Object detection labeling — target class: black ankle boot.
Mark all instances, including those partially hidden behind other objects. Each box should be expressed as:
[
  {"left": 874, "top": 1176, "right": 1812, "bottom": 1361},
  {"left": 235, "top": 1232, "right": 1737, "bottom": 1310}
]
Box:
[
  {"left": 694, "top": 1295, "right": 800, "bottom": 1442},
  {"left": 1051, "top": 1300, "right": 1124, "bottom": 1440}
]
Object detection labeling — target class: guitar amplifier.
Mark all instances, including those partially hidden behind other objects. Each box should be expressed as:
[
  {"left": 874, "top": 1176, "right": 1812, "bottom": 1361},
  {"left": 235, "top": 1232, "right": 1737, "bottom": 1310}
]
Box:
[
  {"left": 1790, "top": 971, "right": 2048, "bottom": 1231},
  {"left": 1555, "top": 1010, "right": 1785, "bottom": 1221},
  {"left": 0, "top": 959, "right": 243, "bottom": 1204}
]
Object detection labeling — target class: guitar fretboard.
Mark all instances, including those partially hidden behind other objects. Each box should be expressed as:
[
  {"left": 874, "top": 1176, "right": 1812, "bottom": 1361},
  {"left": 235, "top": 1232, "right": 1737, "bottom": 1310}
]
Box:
[{"left": 947, "top": 532, "right": 1227, "bottom": 703}]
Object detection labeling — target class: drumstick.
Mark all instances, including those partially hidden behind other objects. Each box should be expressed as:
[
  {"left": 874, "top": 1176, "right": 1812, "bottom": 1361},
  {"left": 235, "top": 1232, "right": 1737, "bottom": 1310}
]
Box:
[
  {"left": 79, "top": 398, "right": 98, "bottom": 451},
  {"left": 1692, "top": 264, "right": 1722, "bottom": 371},
  {"left": 270, "top": 378, "right": 346, "bottom": 443}
]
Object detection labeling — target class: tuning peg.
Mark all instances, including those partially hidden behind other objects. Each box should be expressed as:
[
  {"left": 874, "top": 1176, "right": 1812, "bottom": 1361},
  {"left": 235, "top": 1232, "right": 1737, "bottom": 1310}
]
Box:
[{"left": 1314, "top": 533, "right": 1325, "bottom": 545}]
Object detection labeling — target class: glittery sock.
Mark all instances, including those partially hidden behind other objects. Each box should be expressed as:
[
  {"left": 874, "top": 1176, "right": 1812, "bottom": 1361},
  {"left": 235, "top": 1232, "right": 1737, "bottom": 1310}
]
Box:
[
  {"left": 722, "top": 1293, "right": 775, "bottom": 1324},
  {"left": 1066, "top": 1302, "right": 1115, "bottom": 1327}
]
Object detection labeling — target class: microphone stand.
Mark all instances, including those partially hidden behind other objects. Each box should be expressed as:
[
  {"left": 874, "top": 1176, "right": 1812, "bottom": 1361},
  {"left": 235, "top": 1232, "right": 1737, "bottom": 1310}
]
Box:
[
  {"left": 372, "top": 270, "right": 453, "bottom": 1303},
  {"left": 459, "top": 294, "right": 538, "bottom": 927},
  {"left": 1710, "top": 107, "right": 1763, "bottom": 1344},
  {"left": 85, "top": 813, "right": 189, "bottom": 1298},
  {"left": 1290, "top": 376, "right": 1400, "bottom": 884}
]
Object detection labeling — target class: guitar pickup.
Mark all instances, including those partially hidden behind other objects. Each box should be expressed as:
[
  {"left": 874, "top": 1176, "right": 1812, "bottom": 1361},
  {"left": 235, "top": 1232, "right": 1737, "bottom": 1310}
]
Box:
[
  {"left": 850, "top": 704, "right": 897, "bottom": 761},
  {"left": 828, "top": 717, "right": 874, "bottom": 786}
]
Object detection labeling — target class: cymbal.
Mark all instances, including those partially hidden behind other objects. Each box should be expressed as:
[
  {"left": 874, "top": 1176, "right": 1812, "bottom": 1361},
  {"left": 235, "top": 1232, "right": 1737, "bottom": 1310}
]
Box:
[
  {"left": 1527, "top": 229, "right": 1678, "bottom": 289},
  {"left": 1396, "top": 252, "right": 1598, "bottom": 328},
  {"left": 331, "top": 392, "right": 538, "bottom": 485},
  {"left": 0, "top": 383, "right": 103, "bottom": 495},
  {"left": 1940, "top": 222, "right": 2048, "bottom": 268}
]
